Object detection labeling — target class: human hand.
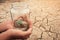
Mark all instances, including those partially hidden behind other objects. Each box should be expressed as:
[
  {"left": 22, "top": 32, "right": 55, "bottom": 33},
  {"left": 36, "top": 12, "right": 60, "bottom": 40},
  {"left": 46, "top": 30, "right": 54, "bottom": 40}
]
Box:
[
  {"left": 0, "top": 15, "right": 32, "bottom": 40},
  {"left": 13, "top": 15, "right": 33, "bottom": 38}
]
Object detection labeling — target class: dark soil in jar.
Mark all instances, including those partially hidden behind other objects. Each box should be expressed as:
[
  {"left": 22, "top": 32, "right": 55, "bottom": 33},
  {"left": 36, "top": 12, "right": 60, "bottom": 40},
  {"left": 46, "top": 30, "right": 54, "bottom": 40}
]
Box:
[{"left": 14, "top": 18, "right": 29, "bottom": 31}]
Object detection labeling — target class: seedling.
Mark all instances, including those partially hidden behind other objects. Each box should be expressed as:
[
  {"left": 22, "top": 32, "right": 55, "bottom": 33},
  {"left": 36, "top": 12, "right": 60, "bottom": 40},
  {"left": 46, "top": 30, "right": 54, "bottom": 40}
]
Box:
[{"left": 14, "top": 19, "right": 29, "bottom": 31}]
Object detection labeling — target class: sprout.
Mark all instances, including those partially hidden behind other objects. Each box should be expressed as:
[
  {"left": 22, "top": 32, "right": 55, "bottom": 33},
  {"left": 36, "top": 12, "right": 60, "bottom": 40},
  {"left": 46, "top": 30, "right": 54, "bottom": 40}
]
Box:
[{"left": 14, "top": 19, "right": 29, "bottom": 31}]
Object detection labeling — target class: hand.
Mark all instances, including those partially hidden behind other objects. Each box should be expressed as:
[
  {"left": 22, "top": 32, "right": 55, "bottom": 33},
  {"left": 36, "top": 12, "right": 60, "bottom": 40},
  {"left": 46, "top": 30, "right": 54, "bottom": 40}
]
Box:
[
  {"left": 0, "top": 19, "right": 14, "bottom": 32},
  {"left": 13, "top": 15, "right": 33, "bottom": 38},
  {"left": 0, "top": 15, "right": 32, "bottom": 40}
]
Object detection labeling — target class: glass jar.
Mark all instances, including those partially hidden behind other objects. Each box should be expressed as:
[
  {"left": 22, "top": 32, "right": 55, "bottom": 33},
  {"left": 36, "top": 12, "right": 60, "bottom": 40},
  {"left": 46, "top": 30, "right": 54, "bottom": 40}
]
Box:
[{"left": 11, "top": 2, "right": 30, "bottom": 31}]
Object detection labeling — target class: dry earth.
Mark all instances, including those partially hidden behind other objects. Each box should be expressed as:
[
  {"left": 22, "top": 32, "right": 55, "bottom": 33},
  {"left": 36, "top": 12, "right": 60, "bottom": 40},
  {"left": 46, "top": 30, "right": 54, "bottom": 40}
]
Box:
[{"left": 0, "top": 0, "right": 60, "bottom": 40}]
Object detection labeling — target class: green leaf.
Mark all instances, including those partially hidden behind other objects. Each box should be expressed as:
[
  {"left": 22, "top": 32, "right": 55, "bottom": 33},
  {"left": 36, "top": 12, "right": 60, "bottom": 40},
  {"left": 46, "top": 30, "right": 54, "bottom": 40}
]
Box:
[{"left": 16, "top": 20, "right": 23, "bottom": 25}]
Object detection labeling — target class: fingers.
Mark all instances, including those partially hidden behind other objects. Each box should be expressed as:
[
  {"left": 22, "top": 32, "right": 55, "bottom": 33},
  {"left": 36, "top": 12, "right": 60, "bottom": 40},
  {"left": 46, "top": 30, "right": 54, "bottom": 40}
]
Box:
[
  {"left": 12, "top": 15, "right": 32, "bottom": 38},
  {"left": 0, "top": 29, "right": 13, "bottom": 40},
  {"left": 14, "top": 14, "right": 28, "bottom": 21},
  {"left": 17, "top": 15, "right": 32, "bottom": 27},
  {"left": 0, "top": 20, "right": 14, "bottom": 32},
  {"left": 14, "top": 15, "right": 23, "bottom": 21},
  {"left": 8, "top": 28, "right": 32, "bottom": 38},
  {"left": 14, "top": 15, "right": 33, "bottom": 29},
  {"left": 0, "top": 28, "right": 32, "bottom": 39}
]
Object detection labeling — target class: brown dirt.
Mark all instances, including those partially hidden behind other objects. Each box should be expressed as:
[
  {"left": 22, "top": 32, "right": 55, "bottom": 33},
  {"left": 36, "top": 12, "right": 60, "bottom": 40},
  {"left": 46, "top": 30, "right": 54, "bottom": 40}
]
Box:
[{"left": 0, "top": 0, "right": 60, "bottom": 40}]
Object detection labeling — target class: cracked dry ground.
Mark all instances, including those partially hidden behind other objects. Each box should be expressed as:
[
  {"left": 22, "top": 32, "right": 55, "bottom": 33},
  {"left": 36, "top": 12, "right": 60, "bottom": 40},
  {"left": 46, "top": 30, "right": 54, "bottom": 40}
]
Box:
[{"left": 0, "top": 0, "right": 60, "bottom": 40}]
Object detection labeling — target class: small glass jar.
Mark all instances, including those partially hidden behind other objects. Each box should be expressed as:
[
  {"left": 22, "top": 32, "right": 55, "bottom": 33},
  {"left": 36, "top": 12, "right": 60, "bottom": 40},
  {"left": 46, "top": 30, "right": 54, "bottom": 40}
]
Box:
[{"left": 11, "top": 2, "right": 30, "bottom": 31}]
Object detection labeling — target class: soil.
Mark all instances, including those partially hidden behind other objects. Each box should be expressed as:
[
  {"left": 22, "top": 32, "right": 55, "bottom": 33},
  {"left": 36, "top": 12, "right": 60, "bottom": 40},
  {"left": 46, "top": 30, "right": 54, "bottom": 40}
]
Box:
[{"left": 14, "top": 19, "right": 29, "bottom": 31}]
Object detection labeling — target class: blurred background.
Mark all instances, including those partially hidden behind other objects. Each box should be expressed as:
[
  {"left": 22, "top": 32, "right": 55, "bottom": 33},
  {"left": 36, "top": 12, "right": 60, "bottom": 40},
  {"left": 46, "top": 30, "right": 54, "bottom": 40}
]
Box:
[{"left": 0, "top": 0, "right": 60, "bottom": 40}]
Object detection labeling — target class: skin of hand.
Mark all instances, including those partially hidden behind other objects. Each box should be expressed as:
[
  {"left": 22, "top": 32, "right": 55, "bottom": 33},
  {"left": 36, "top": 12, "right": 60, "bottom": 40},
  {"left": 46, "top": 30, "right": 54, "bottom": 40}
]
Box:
[
  {"left": 0, "top": 19, "right": 14, "bottom": 32},
  {"left": 0, "top": 15, "right": 32, "bottom": 40}
]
